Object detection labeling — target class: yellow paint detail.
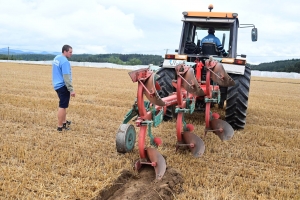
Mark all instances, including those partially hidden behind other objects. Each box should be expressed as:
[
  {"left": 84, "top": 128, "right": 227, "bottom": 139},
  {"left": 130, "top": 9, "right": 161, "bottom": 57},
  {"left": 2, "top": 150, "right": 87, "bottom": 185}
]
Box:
[
  {"left": 175, "top": 54, "right": 187, "bottom": 60},
  {"left": 186, "top": 12, "right": 237, "bottom": 18},
  {"left": 222, "top": 58, "right": 235, "bottom": 63}
]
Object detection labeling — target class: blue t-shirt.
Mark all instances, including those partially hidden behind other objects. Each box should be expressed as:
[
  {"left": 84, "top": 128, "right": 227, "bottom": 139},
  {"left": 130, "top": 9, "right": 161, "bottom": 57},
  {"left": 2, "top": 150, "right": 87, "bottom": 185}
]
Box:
[
  {"left": 201, "top": 34, "right": 222, "bottom": 46},
  {"left": 200, "top": 34, "right": 227, "bottom": 55},
  {"left": 52, "top": 55, "right": 72, "bottom": 90}
]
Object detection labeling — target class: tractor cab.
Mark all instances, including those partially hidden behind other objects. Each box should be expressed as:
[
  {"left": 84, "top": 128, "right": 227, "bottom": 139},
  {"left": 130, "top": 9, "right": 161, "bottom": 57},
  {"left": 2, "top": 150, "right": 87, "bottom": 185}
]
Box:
[{"left": 176, "top": 4, "right": 257, "bottom": 62}]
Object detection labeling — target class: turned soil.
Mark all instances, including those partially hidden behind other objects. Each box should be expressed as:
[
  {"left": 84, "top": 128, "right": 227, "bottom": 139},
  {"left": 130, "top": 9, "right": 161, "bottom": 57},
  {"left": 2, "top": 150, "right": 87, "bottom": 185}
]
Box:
[{"left": 96, "top": 167, "right": 184, "bottom": 200}]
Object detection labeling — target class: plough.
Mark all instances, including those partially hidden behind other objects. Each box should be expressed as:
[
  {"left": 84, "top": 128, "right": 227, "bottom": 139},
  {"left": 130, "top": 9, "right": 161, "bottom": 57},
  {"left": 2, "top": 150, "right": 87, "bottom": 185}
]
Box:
[{"left": 116, "top": 57, "right": 235, "bottom": 180}]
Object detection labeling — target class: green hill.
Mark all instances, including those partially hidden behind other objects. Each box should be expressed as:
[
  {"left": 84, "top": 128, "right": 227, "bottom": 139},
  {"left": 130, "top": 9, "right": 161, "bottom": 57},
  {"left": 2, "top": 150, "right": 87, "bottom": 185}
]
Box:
[
  {"left": 249, "top": 59, "right": 300, "bottom": 73},
  {"left": 0, "top": 53, "right": 164, "bottom": 66}
]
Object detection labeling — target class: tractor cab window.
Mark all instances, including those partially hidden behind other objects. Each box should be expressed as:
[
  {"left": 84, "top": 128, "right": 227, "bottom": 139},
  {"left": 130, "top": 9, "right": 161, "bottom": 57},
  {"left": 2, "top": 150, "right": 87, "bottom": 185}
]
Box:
[
  {"left": 181, "top": 22, "right": 233, "bottom": 56},
  {"left": 194, "top": 27, "right": 230, "bottom": 54}
]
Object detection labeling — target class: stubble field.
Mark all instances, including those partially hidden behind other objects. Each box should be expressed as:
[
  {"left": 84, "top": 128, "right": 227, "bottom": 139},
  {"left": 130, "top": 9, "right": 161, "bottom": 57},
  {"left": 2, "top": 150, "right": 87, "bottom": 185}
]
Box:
[{"left": 0, "top": 62, "right": 299, "bottom": 200}]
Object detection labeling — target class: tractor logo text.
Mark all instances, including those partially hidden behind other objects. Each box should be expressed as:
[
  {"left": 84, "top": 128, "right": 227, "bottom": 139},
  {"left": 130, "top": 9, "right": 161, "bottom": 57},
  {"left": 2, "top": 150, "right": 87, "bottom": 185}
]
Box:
[{"left": 169, "top": 60, "right": 184, "bottom": 66}]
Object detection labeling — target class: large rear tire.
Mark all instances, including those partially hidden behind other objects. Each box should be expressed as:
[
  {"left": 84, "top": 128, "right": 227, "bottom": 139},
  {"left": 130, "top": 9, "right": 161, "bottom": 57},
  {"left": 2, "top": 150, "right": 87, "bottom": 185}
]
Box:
[
  {"left": 225, "top": 64, "right": 251, "bottom": 129},
  {"left": 156, "top": 67, "right": 177, "bottom": 120}
]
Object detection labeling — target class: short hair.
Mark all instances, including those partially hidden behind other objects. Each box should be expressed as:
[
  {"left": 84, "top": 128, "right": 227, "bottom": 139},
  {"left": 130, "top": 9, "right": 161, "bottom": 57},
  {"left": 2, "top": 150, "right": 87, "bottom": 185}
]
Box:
[
  {"left": 62, "top": 45, "right": 72, "bottom": 53},
  {"left": 208, "top": 27, "right": 215, "bottom": 34}
]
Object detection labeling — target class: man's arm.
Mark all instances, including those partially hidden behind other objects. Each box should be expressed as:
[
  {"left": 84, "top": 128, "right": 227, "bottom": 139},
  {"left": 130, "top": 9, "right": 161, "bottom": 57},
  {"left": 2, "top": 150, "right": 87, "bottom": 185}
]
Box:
[
  {"left": 63, "top": 74, "right": 74, "bottom": 92},
  {"left": 61, "top": 61, "right": 75, "bottom": 97},
  {"left": 63, "top": 74, "right": 75, "bottom": 97}
]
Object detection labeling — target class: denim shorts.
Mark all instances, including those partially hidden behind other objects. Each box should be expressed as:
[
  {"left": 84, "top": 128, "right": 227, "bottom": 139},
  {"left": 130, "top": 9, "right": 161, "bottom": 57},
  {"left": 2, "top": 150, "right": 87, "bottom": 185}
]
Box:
[{"left": 56, "top": 86, "right": 70, "bottom": 108}]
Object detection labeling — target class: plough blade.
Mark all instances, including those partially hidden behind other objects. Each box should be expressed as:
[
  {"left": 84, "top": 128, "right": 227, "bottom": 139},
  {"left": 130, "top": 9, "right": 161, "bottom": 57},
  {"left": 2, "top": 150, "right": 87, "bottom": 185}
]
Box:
[
  {"left": 182, "top": 68, "right": 205, "bottom": 96},
  {"left": 182, "top": 131, "right": 205, "bottom": 158},
  {"left": 144, "top": 73, "right": 165, "bottom": 106},
  {"left": 211, "top": 63, "right": 235, "bottom": 87},
  {"left": 146, "top": 147, "right": 166, "bottom": 180},
  {"left": 210, "top": 119, "right": 234, "bottom": 141}
]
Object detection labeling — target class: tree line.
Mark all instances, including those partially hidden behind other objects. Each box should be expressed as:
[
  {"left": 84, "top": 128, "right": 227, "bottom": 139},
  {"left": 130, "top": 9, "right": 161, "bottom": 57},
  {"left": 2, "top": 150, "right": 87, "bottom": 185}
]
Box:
[
  {"left": 1, "top": 53, "right": 299, "bottom": 73},
  {"left": 249, "top": 59, "right": 300, "bottom": 73},
  {"left": 0, "top": 53, "right": 164, "bottom": 66}
]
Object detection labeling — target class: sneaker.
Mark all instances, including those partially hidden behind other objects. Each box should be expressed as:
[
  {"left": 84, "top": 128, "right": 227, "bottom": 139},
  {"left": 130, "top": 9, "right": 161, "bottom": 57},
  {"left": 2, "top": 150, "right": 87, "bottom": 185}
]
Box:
[
  {"left": 57, "top": 126, "right": 70, "bottom": 131},
  {"left": 63, "top": 121, "right": 72, "bottom": 128}
]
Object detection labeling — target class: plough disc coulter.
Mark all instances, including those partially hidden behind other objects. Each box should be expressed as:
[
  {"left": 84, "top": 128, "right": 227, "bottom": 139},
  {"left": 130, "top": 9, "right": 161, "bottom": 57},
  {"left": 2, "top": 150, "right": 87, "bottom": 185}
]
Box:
[{"left": 116, "top": 58, "right": 235, "bottom": 180}]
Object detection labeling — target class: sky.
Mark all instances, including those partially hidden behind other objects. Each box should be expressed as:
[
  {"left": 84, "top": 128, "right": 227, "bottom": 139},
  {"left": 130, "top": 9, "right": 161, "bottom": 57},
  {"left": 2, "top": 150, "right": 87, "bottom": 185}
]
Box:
[{"left": 1, "top": 0, "right": 300, "bottom": 64}]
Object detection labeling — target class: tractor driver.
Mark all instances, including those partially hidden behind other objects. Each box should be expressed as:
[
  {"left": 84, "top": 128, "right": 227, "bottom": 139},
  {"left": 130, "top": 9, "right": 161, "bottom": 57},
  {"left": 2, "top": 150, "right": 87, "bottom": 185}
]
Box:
[{"left": 200, "top": 27, "right": 228, "bottom": 57}]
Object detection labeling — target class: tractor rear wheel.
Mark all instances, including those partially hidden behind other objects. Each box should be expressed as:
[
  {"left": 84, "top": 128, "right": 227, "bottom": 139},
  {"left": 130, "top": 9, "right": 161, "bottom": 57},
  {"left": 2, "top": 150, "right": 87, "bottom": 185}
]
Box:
[
  {"left": 225, "top": 64, "right": 251, "bottom": 129},
  {"left": 156, "top": 67, "right": 177, "bottom": 121}
]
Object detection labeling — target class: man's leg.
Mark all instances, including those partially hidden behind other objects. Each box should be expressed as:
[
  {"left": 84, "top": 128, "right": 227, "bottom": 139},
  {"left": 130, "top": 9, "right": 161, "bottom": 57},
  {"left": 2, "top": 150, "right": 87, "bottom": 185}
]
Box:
[
  {"left": 57, "top": 107, "right": 66, "bottom": 127},
  {"left": 62, "top": 109, "right": 71, "bottom": 128},
  {"left": 63, "top": 109, "right": 67, "bottom": 124}
]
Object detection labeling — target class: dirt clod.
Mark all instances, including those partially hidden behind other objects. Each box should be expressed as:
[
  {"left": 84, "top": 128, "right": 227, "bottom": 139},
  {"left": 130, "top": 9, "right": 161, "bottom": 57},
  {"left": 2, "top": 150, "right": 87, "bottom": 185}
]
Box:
[{"left": 96, "top": 167, "right": 184, "bottom": 200}]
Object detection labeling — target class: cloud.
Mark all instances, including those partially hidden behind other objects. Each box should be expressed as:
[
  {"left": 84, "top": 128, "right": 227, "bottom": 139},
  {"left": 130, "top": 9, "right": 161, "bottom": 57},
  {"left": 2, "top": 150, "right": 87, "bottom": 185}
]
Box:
[{"left": 0, "top": 0, "right": 144, "bottom": 53}]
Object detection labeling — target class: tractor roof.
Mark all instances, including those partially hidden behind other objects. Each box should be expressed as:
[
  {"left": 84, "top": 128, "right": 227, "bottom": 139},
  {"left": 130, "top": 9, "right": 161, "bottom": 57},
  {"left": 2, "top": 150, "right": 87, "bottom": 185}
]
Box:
[
  {"left": 182, "top": 4, "right": 238, "bottom": 19},
  {"left": 182, "top": 11, "right": 238, "bottom": 19}
]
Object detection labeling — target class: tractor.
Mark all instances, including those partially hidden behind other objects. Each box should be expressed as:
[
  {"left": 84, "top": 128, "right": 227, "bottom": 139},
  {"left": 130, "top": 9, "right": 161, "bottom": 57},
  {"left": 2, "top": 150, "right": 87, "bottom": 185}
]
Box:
[{"left": 116, "top": 4, "right": 257, "bottom": 180}]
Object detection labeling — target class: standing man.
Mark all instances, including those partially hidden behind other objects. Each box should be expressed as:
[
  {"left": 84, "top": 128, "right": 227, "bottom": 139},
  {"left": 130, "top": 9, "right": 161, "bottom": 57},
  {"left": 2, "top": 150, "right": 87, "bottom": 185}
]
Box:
[
  {"left": 52, "top": 45, "right": 75, "bottom": 131},
  {"left": 200, "top": 27, "right": 228, "bottom": 57}
]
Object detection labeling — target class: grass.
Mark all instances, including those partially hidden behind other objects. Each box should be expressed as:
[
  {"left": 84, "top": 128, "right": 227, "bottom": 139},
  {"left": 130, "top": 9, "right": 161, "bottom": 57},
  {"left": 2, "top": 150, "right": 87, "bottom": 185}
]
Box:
[{"left": 0, "top": 62, "right": 299, "bottom": 199}]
